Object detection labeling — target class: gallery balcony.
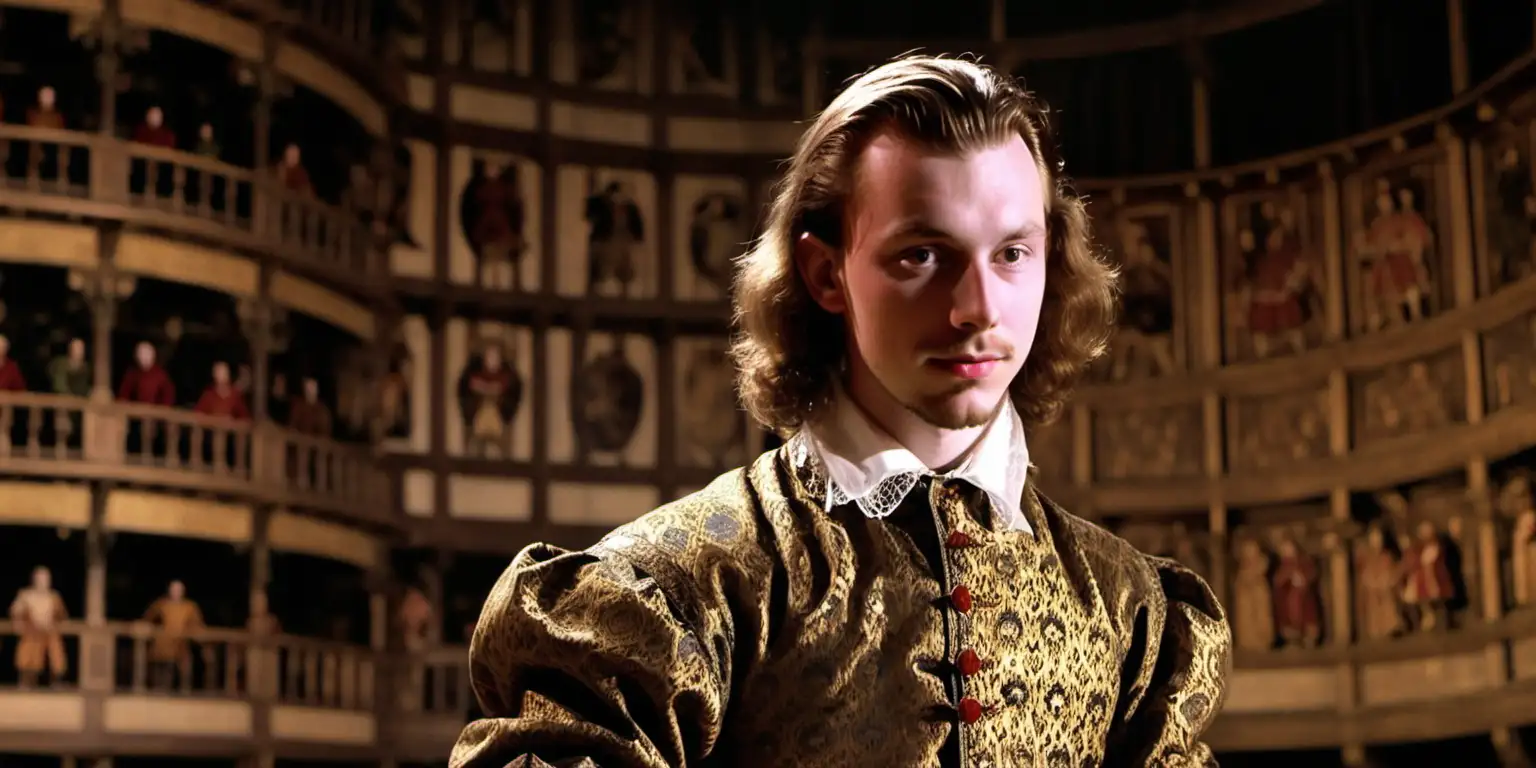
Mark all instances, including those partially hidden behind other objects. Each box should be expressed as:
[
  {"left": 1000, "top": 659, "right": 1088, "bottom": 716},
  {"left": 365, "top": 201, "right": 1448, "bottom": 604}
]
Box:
[
  {"left": 0, "top": 392, "right": 391, "bottom": 523},
  {"left": 0, "top": 124, "right": 387, "bottom": 300}
]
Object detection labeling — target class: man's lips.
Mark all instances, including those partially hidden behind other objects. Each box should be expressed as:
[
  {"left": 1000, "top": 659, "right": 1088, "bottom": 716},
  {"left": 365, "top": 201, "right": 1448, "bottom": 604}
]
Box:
[{"left": 927, "top": 356, "right": 1004, "bottom": 380}]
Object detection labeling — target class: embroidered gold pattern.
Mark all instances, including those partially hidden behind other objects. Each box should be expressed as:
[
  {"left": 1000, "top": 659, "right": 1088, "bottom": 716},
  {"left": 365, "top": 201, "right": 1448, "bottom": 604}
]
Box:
[{"left": 451, "top": 443, "right": 1231, "bottom": 768}]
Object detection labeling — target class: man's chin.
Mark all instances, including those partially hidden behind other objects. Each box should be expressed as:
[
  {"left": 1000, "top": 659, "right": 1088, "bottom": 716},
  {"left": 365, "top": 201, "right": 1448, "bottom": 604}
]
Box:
[{"left": 904, "top": 390, "right": 1002, "bottom": 431}]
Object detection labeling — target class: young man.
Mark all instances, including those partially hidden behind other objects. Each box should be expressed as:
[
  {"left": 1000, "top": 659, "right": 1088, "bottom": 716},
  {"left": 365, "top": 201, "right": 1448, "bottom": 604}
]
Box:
[{"left": 453, "top": 56, "right": 1230, "bottom": 768}]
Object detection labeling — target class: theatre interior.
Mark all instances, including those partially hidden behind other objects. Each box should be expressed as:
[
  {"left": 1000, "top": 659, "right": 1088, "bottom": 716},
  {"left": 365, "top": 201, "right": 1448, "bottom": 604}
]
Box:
[{"left": 0, "top": 0, "right": 1534, "bottom": 765}]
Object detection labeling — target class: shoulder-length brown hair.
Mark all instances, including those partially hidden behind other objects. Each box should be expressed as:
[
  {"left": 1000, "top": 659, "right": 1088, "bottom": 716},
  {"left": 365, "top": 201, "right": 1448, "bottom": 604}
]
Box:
[{"left": 731, "top": 55, "right": 1118, "bottom": 435}]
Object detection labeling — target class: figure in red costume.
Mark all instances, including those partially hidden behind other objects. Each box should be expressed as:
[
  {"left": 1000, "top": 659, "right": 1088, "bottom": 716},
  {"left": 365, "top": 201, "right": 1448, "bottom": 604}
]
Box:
[
  {"left": 275, "top": 143, "right": 313, "bottom": 197},
  {"left": 117, "top": 342, "right": 175, "bottom": 406},
  {"left": 132, "top": 106, "right": 176, "bottom": 149},
  {"left": 1271, "top": 536, "right": 1323, "bottom": 648},
  {"left": 194, "top": 361, "right": 249, "bottom": 420},
  {"left": 1360, "top": 180, "right": 1433, "bottom": 329},
  {"left": 0, "top": 334, "right": 26, "bottom": 392},
  {"left": 1401, "top": 520, "right": 1455, "bottom": 632},
  {"left": 1246, "top": 206, "right": 1314, "bottom": 358}
]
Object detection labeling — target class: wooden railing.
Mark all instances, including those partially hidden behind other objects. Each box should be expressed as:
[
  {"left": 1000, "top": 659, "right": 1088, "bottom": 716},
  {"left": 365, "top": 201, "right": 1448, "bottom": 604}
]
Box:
[
  {"left": 278, "top": 0, "right": 385, "bottom": 57},
  {"left": 0, "top": 620, "right": 374, "bottom": 711},
  {"left": 0, "top": 391, "right": 391, "bottom": 520},
  {"left": 413, "top": 645, "right": 473, "bottom": 716},
  {"left": 0, "top": 124, "right": 382, "bottom": 289}
]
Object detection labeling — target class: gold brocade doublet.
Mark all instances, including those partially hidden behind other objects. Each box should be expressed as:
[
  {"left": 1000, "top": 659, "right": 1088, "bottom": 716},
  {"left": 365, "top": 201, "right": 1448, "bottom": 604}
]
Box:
[{"left": 453, "top": 439, "right": 1231, "bottom": 768}]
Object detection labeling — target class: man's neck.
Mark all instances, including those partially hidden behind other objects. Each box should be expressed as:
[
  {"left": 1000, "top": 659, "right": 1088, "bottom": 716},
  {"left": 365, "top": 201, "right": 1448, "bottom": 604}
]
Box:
[{"left": 844, "top": 363, "right": 990, "bottom": 473}]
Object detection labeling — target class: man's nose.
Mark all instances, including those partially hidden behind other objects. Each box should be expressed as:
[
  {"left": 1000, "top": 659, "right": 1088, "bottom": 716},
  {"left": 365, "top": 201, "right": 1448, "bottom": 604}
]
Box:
[{"left": 950, "top": 260, "right": 1001, "bottom": 331}]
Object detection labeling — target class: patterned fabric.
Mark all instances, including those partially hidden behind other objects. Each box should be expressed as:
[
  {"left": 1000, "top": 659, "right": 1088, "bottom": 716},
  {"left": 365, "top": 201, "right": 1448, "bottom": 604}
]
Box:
[{"left": 452, "top": 442, "right": 1231, "bottom": 768}]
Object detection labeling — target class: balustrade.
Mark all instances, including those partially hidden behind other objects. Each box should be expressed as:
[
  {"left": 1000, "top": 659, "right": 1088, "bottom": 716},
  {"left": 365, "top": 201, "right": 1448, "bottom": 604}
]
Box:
[
  {"left": 414, "top": 645, "right": 472, "bottom": 717},
  {"left": 0, "top": 124, "right": 382, "bottom": 290},
  {"left": 278, "top": 0, "right": 384, "bottom": 56},
  {"left": 0, "top": 620, "right": 374, "bottom": 713},
  {"left": 0, "top": 392, "right": 390, "bottom": 518}
]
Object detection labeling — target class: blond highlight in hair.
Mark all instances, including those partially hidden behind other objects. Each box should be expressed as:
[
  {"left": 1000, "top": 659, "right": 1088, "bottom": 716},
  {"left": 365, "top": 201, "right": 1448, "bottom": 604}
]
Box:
[{"left": 731, "top": 55, "right": 1118, "bottom": 435}]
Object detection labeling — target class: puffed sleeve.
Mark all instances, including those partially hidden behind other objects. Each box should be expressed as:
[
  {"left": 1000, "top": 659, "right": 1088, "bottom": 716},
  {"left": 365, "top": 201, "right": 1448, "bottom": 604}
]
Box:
[
  {"left": 452, "top": 480, "right": 772, "bottom": 768},
  {"left": 1103, "top": 557, "right": 1232, "bottom": 768}
]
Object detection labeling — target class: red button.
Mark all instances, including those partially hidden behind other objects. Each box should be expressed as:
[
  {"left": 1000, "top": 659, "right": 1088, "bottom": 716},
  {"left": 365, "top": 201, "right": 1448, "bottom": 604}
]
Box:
[
  {"left": 957, "top": 697, "right": 984, "bottom": 724},
  {"left": 945, "top": 531, "right": 973, "bottom": 549},
  {"left": 951, "top": 585, "right": 973, "bottom": 613},
  {"left": 957, "top": 648, "right": 982, "bottom": 677}
]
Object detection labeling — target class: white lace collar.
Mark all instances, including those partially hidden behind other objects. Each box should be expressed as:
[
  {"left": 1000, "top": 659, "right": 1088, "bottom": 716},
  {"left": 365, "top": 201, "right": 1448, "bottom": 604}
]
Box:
[{"left": 800, "top": 390, "right": 1033, "bottom": 535}]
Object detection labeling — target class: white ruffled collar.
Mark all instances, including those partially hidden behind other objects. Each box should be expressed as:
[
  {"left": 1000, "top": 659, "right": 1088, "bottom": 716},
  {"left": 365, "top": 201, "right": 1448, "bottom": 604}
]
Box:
[{"left": 797, "top": 389, "right": 1033, "bottom": 534}]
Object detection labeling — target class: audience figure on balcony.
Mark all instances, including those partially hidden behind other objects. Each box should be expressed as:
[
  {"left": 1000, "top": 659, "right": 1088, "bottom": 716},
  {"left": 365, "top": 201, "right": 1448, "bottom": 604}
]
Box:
[
  {"left": 141, "top": 579, "right": 205, "bottom": 691},
  {"left": 9, "top": 566, "right": 68, "bottom": 688},
  {"left": 27, "top": 85, "right": 63, "bottom": 129},
  {"left": 1358, "top": 179, "right": 1434, "bottom": 330},
  {"left": 287, "top": 376, "right": 332, "bottom": 437},
  {"left": 275, "top": 143, "right": 313, "bottom": 197},
  {"left": 461, "top": 160, "right": 526, "bottom": 291},
  {"left": 1272, "top": 535, "right": 1323, "bottom": 648},
  {"left": 1232, "top": 538, "right": 1275, "bottom": 651},
  {"left": 457, "top": 340, "right": 522, "bottom": 459},
  {"left": 130, "top": 106, "right": 177, "bottom": 198},
  {"left": 194, "top": 123, "right": 221, "bottom": 160},
  {"left": 118, "top": 341, "right": 175, "bottom": 406},
  {"left": 133, "top": 106, "right": 176, "bottom": 148},
  {"left": 194, "top": 361, "right": 249, "bottom": 420},
  {"left": 50, "top": 337, "right": 91, "bottom": 445},
  {"left": 1402, "top": 520, "right": 1455, "bottom": 631},
  {"left": 585, "top": 181, "right": 645, "bottom": 298},
  {"left": 0, "top": 334, "right": 25, "bottom": 391},
  {"left": 26, "top": 86, "right": 64, "bottom": 181},
  {"left": 1355, "top": 524, "right": 1406, "bottom": 641},
  {"left": 267, "top": 372, "right": 291, "bottom": 424},
  {"left": 49, "top": 337, "right": 90, "bottom": 397}
]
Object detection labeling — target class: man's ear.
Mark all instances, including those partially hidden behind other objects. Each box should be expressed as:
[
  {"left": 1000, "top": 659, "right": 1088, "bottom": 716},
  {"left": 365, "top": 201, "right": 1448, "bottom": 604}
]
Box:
[{"left": 794, "top": 232, "right": 847, "bottom": 314}]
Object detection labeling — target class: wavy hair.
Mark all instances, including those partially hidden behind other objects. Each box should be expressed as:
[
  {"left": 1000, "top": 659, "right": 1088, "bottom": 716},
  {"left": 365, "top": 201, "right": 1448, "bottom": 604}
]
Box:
[{"left": 731, "top": 55, "right": 1118, "bottom": 435}]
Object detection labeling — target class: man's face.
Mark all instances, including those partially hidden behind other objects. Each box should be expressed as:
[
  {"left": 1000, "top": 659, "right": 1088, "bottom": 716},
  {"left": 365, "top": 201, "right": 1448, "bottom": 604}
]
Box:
[
  {"left": 806, "top": 131, "right": 1048, "bottom": 430},
  {"left": 32, "top": 568, "right": 49, "bottom": 590},
  {"left": 135, "top": 342, "right": 154, "bottom": 368},
  {"left": 169, "top": 581, "right": 185, "bottom": 600}
]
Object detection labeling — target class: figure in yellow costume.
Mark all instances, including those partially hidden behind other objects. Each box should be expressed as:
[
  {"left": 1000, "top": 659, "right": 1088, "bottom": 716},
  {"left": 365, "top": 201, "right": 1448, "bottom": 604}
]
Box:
[
  {"left": 10, "top": 566, "right": 68, "bottom": 688},
  {"left": 453, "top": 56, "right": 1232, "bottom": 768}
]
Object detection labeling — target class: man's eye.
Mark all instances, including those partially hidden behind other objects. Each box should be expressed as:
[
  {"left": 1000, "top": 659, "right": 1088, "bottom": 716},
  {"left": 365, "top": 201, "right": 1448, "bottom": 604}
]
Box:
[
  {"left": 900, "top": 247, "right": 938, "bottom": 267},
  {"left": 999, "top": 246, "right": 1032, "bottom": 265}
]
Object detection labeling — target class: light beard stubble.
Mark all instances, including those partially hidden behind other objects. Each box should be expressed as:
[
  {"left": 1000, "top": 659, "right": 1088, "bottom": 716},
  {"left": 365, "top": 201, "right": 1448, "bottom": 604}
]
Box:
[{"left": 902, "top": 383, "right": 1006, "bottom": 430}]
